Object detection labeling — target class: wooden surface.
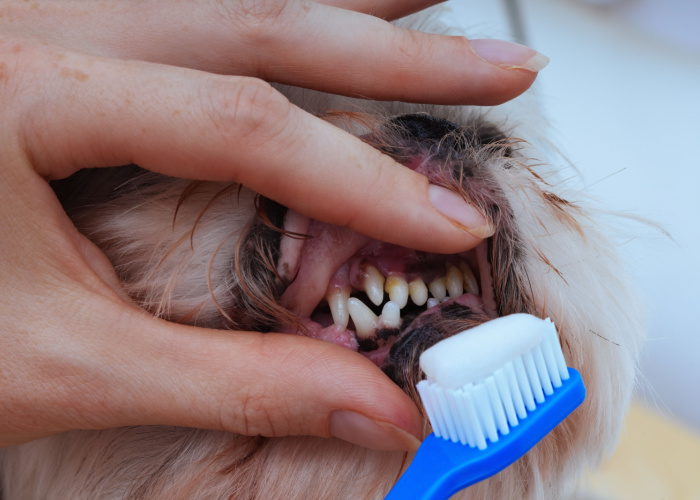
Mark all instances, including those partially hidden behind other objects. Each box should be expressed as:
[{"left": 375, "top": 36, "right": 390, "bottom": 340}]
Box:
[{"left": 579, "top": 401, "right": 700, "bottom": 500}]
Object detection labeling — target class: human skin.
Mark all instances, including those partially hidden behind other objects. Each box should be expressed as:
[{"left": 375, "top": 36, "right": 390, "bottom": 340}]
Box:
[{"left": 0, "top": 0, "right": 547, "bottom": 450}]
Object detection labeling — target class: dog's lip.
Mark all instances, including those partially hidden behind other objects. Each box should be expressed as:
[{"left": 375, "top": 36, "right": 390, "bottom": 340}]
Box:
[
  {"left": 367, "top": 292, "right": 488, "bottom": 367},
  {"left": 279, "top": 219, "right": 372, "bottom": 319},
  {"left": 475, "top": 240, "right": 497, "bottom": 317}
]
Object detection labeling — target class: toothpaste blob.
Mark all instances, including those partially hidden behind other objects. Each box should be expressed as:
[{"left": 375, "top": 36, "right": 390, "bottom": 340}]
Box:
[{"left": 419, "top": 314, "right": 558, "bottom": 389}]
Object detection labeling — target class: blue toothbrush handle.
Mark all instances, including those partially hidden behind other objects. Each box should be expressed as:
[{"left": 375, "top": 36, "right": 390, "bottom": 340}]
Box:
[{"left": 385, "top": 369, "right": 585, "bottom": 500}]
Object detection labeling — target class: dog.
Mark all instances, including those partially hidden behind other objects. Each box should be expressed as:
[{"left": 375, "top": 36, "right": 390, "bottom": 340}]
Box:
[{"left": 0, "top": 9, "right": 644, "bottom": 500}]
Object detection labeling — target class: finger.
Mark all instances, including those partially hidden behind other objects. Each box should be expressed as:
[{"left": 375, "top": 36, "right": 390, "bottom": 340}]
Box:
[
  {"left": 317, "top": 0, "right": 445, "bottom": 20},
  {"left": 7, "top": 0, "right": 545, "bottom": 105},
  {"left": 123, "top": 316, "right": 424, "bottom": 451},
  {"left": 236, "top": 2, "right": 545, "bottom": 105},
  {"left": 14, "top": 43, "right": 492, "bottom": 254},
  {"left": 7, "top": 285, "right": 423, "bottom": 450}
]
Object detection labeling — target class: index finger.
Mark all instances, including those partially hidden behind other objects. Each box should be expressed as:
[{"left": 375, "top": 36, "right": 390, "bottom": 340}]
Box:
[
  {"left": 9, "top": 0, "right": 547, "bottom": 105},
  {"left": 11, "top": 43, "right": 490, "bottom": 254},
  {"left": 318, "top": 0, "right": 445, "bottom": 21},
  {"left": 238, "top": 1, "right": 546, "bottom": 105}
]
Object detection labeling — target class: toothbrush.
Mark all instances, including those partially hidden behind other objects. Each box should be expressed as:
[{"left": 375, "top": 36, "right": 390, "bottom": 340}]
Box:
[{"left": 385, "top": 314, "right": 586, "bottom": 500}]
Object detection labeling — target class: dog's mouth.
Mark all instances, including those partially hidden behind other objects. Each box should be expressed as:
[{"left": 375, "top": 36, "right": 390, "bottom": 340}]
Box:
[
  {"left": 267, "top": 113, "right": 524, "bottom": 390},
  {"left": 277, "top": 217, "right": 497, "bottom": 369},
  {"left": 225, "top": 113, "right": 533, "bottom": 391}
]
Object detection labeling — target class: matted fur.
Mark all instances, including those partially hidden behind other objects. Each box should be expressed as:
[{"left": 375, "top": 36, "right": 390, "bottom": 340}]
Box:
[{"left": 0, "top": 9, "right": 644, "bottom": 500}]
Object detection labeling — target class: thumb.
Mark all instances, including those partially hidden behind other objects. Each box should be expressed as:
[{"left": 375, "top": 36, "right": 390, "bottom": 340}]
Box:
[
  {"left": 17, "top": 43, "right": 490, "bottom": 254},
  {"left": 83, "top": 309, "right": 424, "bottom": 451},
  {"left": 95, "top": 313, "right": 422, "bottom": 450}
]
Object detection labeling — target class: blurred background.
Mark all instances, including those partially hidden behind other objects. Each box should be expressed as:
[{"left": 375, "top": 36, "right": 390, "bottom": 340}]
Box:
[
  {"left": 446, "top": 0, "right": 700, "bottom": 428},
  {"left": 444, "top": 0, "right": 700, "bottom": 496}
]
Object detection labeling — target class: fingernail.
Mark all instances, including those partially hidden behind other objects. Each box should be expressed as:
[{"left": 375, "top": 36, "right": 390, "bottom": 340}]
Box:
[
  {"left": 329, "top": 410, "right": 421, "bottom": 451},
  {"left": 469, "top": 39, "right": 550, "bottom": 72},
  {"left": 428, "top": 184, "right": 494, "bottom": 238}
]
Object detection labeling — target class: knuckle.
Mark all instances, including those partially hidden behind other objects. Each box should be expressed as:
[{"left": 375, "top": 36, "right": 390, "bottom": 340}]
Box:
[
  {"left": 396, "top": 27, "right": 435, "bottom": 62},
  {"left": 0, "top": 37, "right": 38, "bottom": 101},
  {"left": 213, "top": 0, "right": 295, "bottom": 42},
  {"left": 221, "top": 385, "right": 283, "bottom": 437},
  {"left": 203, "top": 77, "right": 292, "bottom": 146},
  {"left": 0, "top": 37, "right": 64, "bottom": 145}
]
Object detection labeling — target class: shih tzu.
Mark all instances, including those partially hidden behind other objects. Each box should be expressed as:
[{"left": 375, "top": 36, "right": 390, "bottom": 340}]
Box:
[{"left": 0, "top": 9, "right": 644, "bottom": 500}]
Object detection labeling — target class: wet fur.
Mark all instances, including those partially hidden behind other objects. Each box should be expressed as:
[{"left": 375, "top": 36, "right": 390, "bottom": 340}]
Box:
[{"left": 0, "top": 10, "right": 644, "bottom": 500}]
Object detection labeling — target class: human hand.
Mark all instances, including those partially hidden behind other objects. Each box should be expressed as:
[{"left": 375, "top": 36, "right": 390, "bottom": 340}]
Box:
[{"left": 0, "top": 0, "right": 548, "bottom": 450}]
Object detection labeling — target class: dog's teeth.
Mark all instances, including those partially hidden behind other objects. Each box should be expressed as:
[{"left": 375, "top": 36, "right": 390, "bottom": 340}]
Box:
[
  {"left": 409, "top": 278, "right": 428, "bottom": 306},
  {"left": 429, "top": 277, "right": 447, "bottom": 302},
  {"left": 348, "top": 298, "right": 378, "bottom": 339},
  {"left": 364, "top": 266, "right": 385, "bottom": 307},
  {"left": 326, "top": 287, "right": 351, "bottom": 329},
  {"left": 380, "top": 301, "right": 401, "bottom": 328},
  {"left": 427, "top": 298, "right": 440, "bottom": 309},
  {"left": 385, "top": 275, "right": 408, "bottom": 309},
  {"left": 446, "top": 264, "right": 464, "bottom": 298},
  {"left": 460, "top": 261, "right": 479, "bottom": 295}
]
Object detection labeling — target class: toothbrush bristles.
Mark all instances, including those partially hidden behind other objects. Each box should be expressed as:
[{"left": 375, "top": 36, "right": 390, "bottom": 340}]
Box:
[{"left": 417, "top": 319, "right": 569, "bottom": 450}]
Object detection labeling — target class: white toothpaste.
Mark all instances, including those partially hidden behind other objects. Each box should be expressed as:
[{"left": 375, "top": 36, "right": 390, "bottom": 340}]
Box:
[{"left": 419, "top": 314, "right": 556, "bottom": 389}]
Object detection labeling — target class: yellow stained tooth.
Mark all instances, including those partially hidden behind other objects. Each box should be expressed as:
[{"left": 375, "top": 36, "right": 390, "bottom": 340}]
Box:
[
  {"left": 446, "top": 264, "right": 464, "bottom": 298},
  {"left": 326, "top": 286, "right": 351, "bottom": 329},
  {"left": 364, "top": 266, "right": 385, "bottom": 306},
  {"left": 460, "top": 261, "right": 479, "bottom": 295},
  {"left": 385, "top": 275, "right": 409, "bottom": 309},
  {"left": 429, "top": 277, "right": 447, "bottom": 302},
  {"left": 409, "top": 279, "right": 428, "bottom": 306}
]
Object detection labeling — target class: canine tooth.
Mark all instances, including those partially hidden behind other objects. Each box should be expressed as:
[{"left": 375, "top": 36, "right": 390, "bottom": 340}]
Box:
[
  {"left": 409, "top": 279, "right": 428, "bottom": 306},
  {"left": 385, "top": 275, "right": 409, "bottom": 309},
  {"left": 348, "top": 298, "right": 378, "bottom": 339},
  {"left": 380, "top": 301, "right": 401, "bottom": 328},
  {"left": 427, "top": 298, "right": 439, "bottom": 309},
  {"left": 364, "top": 266, "right": 385, "bottom": 307},
  {"left": 460, "top": 261, "right": 479, "bottom": 295},
  {"left": 446, "top": 265, "right": 464, "bottom": 298},
  {"left": 428, "top": 277, "right": 447, "bottom": 302},
  {"left": 326, "top": 287, "right": 351, "bottom": 329}
]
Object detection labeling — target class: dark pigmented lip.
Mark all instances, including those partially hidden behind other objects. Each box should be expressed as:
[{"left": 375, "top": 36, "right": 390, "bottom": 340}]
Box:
[
  {"left": 380, "top": 295, "right": 496, "bottom": 393},
  {"left": 362, "top": 292, "right": 490, "bottom": 368}
]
